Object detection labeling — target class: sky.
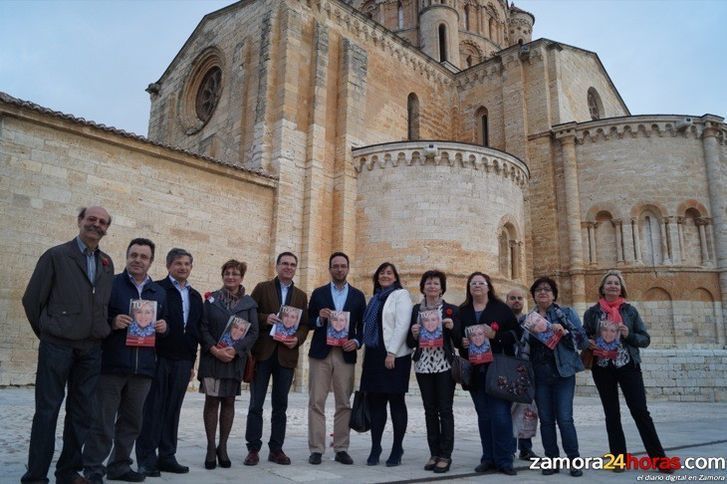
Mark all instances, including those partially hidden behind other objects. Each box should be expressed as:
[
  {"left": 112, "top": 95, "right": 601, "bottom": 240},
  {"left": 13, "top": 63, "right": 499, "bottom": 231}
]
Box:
[{"left": 1, "top": 0, "right": 724, "bottom": 137}]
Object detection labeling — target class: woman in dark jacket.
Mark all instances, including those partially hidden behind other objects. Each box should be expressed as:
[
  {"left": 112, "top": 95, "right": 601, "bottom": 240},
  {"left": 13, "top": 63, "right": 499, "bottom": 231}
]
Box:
[
  {"left": 406, "top": 270, "right": 460, "bottom": 473},
  {"left": 583, "top": 270, "right": 671, "bottom": 473},
  {"left": 457, "top": 272, "right": 519, "bottom": 476},
  {"left": 527, "top": 276, "right": 588, "bottom": 477},
  {"left": 198, "top": 260, "right": 259, "bottom": 469}
]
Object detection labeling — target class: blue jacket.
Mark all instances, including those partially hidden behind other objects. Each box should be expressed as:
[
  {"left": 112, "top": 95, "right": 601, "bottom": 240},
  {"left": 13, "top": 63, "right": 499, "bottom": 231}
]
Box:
[
  {"left": 529, "top": 304, "right": 589, "bottom": 378},
  {"left": 307, "top": 283, "right": 366, "bottom": 364},
  {"left": 101, "top": 270, "right": 167, "bottom": 378},
  {"left": 155, "top": 276, "right": 203, "bottom": 361}
]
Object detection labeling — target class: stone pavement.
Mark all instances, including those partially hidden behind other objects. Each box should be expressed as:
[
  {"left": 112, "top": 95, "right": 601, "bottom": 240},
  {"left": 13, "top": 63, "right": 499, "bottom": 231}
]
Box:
[{"left": 1, "top": 387, "right": 725, "bottom": 483}]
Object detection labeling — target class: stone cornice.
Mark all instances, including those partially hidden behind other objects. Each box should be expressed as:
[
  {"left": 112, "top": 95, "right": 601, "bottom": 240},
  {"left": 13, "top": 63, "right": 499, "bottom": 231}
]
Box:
[
  {"left": 552, "top": 114, "right": 727, "bottom": 145},
  {"left": 351, "top": 140, "right": 529, "bottom": 187}
]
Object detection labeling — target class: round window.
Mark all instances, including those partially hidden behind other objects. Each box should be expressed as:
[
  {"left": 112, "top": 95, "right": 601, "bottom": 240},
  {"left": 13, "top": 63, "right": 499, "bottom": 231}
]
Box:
[{"left": 195, "top": 66, "right": 222, "bottom": 123}]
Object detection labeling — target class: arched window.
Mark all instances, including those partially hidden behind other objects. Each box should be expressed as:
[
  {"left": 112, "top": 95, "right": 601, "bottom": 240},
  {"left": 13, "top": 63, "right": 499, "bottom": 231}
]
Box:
[
  {"left": 489, "top": 18, "right": 497, "bottom": 42},
  {"left": 594, "top": 211, "right": 617, "bottom": 266},
  {"left": 407, "top": 93, "right": 420, "bottom": 141},
  {"left": 397, "top": 1, "right": 404, "bottom": 29},
  {"left": 438, "top": 24, "right": 447, "bottom": 62},
  {"left": 640, "top": 209, "right": 664, "bottom": 266},
  {"left": 587, "top": 87, "right": 603, "bottom": 120},
  {"left": 498, "top": 223, "right": 520, "bottom": 279},
  {"left": 466, "top": 55, "right": 473, "bottom": 67},
  {"left": 464, "top": 6, "right": 471, "bottom": 31},
  {"left": 475, "top": 106, "right": 489, "bottom": 146}
]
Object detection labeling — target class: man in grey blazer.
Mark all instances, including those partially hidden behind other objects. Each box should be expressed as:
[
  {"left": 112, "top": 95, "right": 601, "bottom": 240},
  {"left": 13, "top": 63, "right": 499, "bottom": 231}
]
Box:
[{"left": 21, "top": 206, "right": 115, "bottom": 484}]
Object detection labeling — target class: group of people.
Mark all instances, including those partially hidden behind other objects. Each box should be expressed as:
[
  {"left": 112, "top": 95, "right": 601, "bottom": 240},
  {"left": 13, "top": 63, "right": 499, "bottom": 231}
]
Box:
[{"left": 20, "top": 205, "right": 670, "bottom": 484}]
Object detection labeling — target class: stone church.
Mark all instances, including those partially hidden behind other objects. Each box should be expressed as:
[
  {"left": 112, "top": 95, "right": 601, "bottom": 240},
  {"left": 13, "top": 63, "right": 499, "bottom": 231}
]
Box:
[{"left": 1, "top": 0, "right": 725, "bottom": 399}]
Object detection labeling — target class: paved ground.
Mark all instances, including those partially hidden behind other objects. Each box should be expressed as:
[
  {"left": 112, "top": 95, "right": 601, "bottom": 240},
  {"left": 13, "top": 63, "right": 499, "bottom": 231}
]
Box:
[{"left": 1, "top": 387, "right": 725, "bottom": 483}]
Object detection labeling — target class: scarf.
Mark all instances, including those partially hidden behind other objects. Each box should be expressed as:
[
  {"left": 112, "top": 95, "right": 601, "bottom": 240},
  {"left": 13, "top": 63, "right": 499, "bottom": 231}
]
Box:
[
  {"left": 219, "top": 285, "right": 244, "bottom": 310},
  {"left": 598, "top": 297, "right": 625, "bottom": 324},
  {"left": 362, "top": 284, "right": 399, "bottom": 348}
]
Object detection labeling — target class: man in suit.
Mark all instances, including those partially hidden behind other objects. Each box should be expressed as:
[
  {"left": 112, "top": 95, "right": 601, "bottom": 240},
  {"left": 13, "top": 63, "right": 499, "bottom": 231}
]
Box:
[
  {"left": 82, "top": 238, "right": 168, "bottom": 484},
  {"left": 244, "top": 252, "right": 309, "bottom": 466},
  {"left": 136, "top": 248, "right": 202, "bottom": 476},
  {"left": 307, "top": 252, "right": 366, "bottom": 466},
  {"left": 21, "top": 206, "right": 115, "bottom": 484}
]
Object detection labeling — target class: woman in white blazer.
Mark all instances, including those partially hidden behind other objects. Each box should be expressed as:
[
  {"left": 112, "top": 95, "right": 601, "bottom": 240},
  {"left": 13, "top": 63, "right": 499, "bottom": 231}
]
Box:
[{"left": 361, "top": 262, "right": 413, "bottom": 467}]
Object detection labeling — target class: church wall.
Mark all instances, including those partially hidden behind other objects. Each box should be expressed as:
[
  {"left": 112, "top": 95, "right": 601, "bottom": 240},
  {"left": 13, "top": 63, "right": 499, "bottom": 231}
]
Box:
[{"left": 0, "top": 106, "right": 277, "bottom": 385}]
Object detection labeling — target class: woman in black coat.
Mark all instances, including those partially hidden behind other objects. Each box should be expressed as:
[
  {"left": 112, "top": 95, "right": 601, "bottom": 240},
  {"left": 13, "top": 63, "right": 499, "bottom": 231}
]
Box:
[
  {"left": 198, "top": 260, "right": 259, "bottom": 469},
  {"left": 406, "top": 270, "right": 460, "bottom": 473}
]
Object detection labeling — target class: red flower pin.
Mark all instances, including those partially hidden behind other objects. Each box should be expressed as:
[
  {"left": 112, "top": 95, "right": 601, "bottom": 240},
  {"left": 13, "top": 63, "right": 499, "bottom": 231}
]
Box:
[
  {"left": 204, "top": 291, "right": 213, "bottom": 301},
  {"left": 490, "top": 322, "right": 500, "bottom": 332},
  {"left": 101, "top": 257, "right": 109, "bottom": 267},
  {"left": 445, "top": 308, "right": 453, "bottom": 317}
]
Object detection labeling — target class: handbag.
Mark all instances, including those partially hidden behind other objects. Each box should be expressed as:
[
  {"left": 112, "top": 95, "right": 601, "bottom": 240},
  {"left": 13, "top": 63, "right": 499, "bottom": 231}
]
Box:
[
  {"left": 450, "top": 354, "right": 472, "bottom": 388},
  {"left": 580, "top": 347, "right": 594, "bottom": 370},
  {"left": 242, "top": 353, "right": 256, "bottom": 384},
  {"left": 485, "top": 353, "right": 535, "bottom": 404},
  {"left": 512, "top": 402, "right": 538, "bottom": 439},
  {"left": 349, "top": 390, "right": 371, "bottom": 433}
]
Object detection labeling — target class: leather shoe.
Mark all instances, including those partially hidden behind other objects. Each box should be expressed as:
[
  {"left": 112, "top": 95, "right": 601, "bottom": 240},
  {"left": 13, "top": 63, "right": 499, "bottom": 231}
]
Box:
[
  {"left": 87, "top": 476, "right": 103, "bottom": 484},
  {"left": 519, "top": 449, "right": 539, "bottom": 460},
  {"left": 157, "top": 459, "right": 188, "bottom": 474},
  {"left": 570, "top": 468, "right": 584, "bottom": 477},
  {"left": 433, "top": 458, "right": 451, "bottom": 474},
  {"left": 542, "top": 468, "right": 560, "bottom": 475},
  {"left": 216, "top": 447, "right": 231, "bottom": 468},
  {"left": 107, "top": 470, "right": 145, "bottom": 482},
  {"left": 499, "top": 467, "right": 517, "bottom": 476},
  {"left": 475, "top": 461, "right": 494, "bottom": 473},
  {"left": 424, "top": 456, "right": 438, "bottom": 471},
  {"left": 268, "top": 449, "right": 291, "bottom": 465},
  {"left": 137, "top": 466, "right": 160, "bottom": 478},
  {"left": 308, "top": 452, "right": 322, "bottom": 465},
  {"left": 244, "top": 450, "right": 259, "bottom": 466},
  {"left": 334, "top": 451, "right": 354, "bottom": 465}
]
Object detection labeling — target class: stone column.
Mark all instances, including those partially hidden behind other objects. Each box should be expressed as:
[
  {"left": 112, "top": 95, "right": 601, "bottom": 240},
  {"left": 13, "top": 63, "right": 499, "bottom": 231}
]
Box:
[
  {"left": 660, "top": 219, "right": 671, "bottom": 264},
  {"left": 667, "top": 216, "right": 681, "bottom": 265},
  {"left": 700, "top": 115, "right": 726, "bottom": 343},
  {"left": 706, "top": 220, "right": 716, "bottom": 265},
  {"left": 555, "top": 126, "right": 586, "bottom": 308},
  {"left": 632, "top": 218, "right": 642, "bottom": 263},
  {"left": 677, "top": 216, "right": 686, "bottom": 263},
  {"left": 696, "top": 218, "right": 710, "bottom": 265},
  {"left": 622, "top": 219, "right": 635, "bottom": 263},
  {"left": 614, "top": 219, "right": 624, "bottom": 264},
  {"left": 585, "top": 222, "right": 596, "bottom": 265}
]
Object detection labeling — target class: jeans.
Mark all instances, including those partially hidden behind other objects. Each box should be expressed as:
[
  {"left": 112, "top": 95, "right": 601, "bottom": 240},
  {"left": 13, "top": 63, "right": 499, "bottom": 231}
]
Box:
[
  {"left": 22, "top": 340, "right": 102, "bottom": 483},
  {"left": 246, "top": 351, "right": 295, "bottom": 452},
  {"left": 592, "top": 361, "right": 665, "bottom": 458},
  {"left": 534, "top": 361, "right": 579, "bottom": 459},
  {"left": 469, "top": 367, "right": 514, "bottom": 470},
  {"left": 136, "top": 357, "right": 193, "bottom": 467},
  {"left": 416, "top": 370, "right": 455, "bottom": 459}
]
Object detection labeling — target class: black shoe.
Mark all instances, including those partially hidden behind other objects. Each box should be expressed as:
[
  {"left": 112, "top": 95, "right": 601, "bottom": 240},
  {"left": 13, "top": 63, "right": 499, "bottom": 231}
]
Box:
[
  {"left": 106, "top": 470, "right": 145, "bottom": 482},
  {"left": 216, "top": 447, "right": 231, "bottom": 468},
  {"left": 156, "top": 459, "right": 189, "bottom": 474},
  {"left": 475, "top": 461, "right": 495, "bottom": 473},
  {"left": 334, "top": 451, "right": 354, "bottom": 465},
  {"left": 570, "top": 468, "right": 583, "bottom": 477},
  {"left": 424, "top": 456, "right": 438, "bottom": 471},
  {"left": 499, "top": 467, "right": 517, "bottom": 476},
  {"left": 308, "top": 453, "right": 322, "bottom": 465},
  {"left": 519, "top": 449, "right": 539, "bottom": 460},
  {"left": 542, "top": 468, "right": 560, "bottom": 475},
  {"left": 86, "top": 475, "right": 104, "bottom": 484},
  {"left": 204, "top": 458, "right": 216, "bottom": 470},
  {"left": 385, "top": 448, "right": 403, "bottom": 467},
  {"left": 136, "top": 466, "right": 160, "bottom": 478},
  {"left": 367, "top": 446, "right": 382, "bottom": 466},
  {"left": 433, "top": 458, "right": 451, "bottom": 474}
]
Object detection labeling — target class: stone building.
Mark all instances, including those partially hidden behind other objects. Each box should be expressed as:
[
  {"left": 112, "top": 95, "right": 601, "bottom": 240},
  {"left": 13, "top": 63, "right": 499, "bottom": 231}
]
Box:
[{"left": 1, "top": 0, "right": 725, "bottom": 399}]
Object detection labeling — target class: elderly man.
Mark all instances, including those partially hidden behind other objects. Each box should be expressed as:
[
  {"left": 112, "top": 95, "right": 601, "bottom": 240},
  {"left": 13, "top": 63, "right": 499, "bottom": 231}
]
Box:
[
  {"left": 82, "top": 238, "right": 168, "bottom": 483},
  {"left": 22, "top": 206, "right": 115, "bottom": 484},
  {"left": 506, "top": 288, "right": 539, "bottom": 461}
]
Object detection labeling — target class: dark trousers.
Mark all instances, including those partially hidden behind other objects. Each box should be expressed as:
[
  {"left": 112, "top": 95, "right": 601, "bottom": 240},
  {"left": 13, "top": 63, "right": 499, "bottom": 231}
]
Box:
[
  {"left": 368, "top": 392, "right": 407, "bottom": 453},
  {"left": 416, "top": 370, "right": 455, "bottom": 459},
  {"left": 469, "top": 373, "right": 514, "bottom": 470},
  {"left": 246, "top": 351, "right": 295, "bottom": 452},
  {"left": 83, "top": 374, "right": 151, "bottom": 478},
  {"left": 22, "top": 340, "right": 102, "bottom": 483},
  {"left": 592, "top": 361, "right": 666, "bottom": 458},
  {"left": 534, "top": 361, "right": 579, "bottom": 459},
  {"left": 518, "top": 438, "right": 533, "bottom": 452},
  {"left": 135, "top": 357, "right": 193, "bottom": 468}
]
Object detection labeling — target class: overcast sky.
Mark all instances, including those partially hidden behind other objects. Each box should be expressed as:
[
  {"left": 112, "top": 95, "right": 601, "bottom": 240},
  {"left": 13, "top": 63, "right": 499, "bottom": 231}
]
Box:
[{"left": 1, "top": 0, "right": 724, "bottom": 137}]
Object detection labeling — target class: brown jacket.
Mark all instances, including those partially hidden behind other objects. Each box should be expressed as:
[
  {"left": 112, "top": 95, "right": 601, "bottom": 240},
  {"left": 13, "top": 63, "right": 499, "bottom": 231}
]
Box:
[{"left": 250, "top": 277, "right": 309, "bottom": 368}]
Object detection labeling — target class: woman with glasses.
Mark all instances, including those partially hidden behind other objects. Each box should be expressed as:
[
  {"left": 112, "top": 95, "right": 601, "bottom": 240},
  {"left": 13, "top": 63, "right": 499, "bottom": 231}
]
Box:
[
  {"left": 527, "top": 277, "right": 588, "bottom": 477},
  {"left": 360, "top": 262, "right": 413, "bottom": 467},
  {"left": 457, "top": 272, "right": 519, "bottom": 476},
  {"left": 583, "top": 270, "right": 672, "bottom": 473}
]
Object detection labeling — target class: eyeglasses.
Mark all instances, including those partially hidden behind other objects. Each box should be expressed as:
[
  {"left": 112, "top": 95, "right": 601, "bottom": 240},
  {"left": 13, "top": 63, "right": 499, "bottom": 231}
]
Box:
[
  {"left": 534, "top": 287, "right": 553, "bottom": 293},
  {"left": 469, "top": 281, "right": 488, "bottom": 287}
]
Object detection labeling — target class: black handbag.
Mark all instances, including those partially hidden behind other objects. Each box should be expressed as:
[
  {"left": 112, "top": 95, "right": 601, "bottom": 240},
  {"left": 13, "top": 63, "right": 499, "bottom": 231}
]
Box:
[
  {"left": 349, "top": 390, "right": 371, "bottom": 433},
  {"left": 450, "top": 354, "right": 472, "bottom": 388},
  {"left": 485, "top": 354, "right": 534, "bottom": 404}
]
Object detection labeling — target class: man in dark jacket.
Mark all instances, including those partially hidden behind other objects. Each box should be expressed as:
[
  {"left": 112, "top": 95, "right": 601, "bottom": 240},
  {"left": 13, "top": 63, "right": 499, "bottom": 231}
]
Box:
[
  {"left": 306, "top": 252, "right": 366, "bottom": 466},
  {"left": 82, "top": 238, "right": 168, "bottom": 483},
  {"left": 136, "top": 248, "right": 202, "bottom": 476},
  {"left": 21, "top": 206, "right": 115, "bottom": 484}
]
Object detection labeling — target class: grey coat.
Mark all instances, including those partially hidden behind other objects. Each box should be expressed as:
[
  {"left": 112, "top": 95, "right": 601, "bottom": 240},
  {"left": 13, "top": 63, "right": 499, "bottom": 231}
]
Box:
[
  {"left": 22, "top": 238, "right": 115, "bottom": 349},
  {"left": 198, "top": 289, "right": 259, "bottom": 381},
  {"left": 583, "top": 302, "right": 650, "bottom": 364}
]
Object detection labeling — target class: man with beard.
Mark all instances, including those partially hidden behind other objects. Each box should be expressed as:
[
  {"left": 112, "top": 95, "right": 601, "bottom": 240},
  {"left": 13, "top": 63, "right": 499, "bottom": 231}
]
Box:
[{"left": 22, "top": 206, "right": 115, "bottom": 484}]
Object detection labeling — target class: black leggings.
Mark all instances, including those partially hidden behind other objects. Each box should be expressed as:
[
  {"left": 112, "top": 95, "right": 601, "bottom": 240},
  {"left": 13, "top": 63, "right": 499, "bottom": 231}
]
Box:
[{"left": 368, "top": 392, "right": 407, "bottom": 454}]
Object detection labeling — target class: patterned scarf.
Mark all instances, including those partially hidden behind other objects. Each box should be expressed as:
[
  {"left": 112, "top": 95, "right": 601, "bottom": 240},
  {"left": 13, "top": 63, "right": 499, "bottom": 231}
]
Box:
[
  {"left": 362, "top": 284, "right": 400, "bottom": 348},
  {"left": 598, "top": 297, "right": 625, "bottom": 324},
  {"left": 219, "top": 285, "right": 244, "bottom": 310}
]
